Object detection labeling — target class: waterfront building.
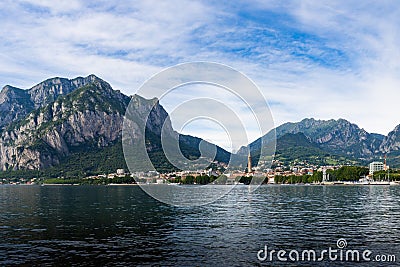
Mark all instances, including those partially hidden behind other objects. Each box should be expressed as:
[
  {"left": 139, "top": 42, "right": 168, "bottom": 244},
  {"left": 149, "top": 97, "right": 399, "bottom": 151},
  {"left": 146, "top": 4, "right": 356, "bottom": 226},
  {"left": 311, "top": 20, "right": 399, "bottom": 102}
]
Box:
[{"left": 369, "top": 161, "right": 384, "bottom": 175}]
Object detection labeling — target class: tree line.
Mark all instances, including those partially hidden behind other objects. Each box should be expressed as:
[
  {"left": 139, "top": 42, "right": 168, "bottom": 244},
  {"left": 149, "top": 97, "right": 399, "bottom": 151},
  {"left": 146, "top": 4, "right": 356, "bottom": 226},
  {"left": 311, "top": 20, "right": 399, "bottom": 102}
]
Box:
[{"left": 274, "top": 172, "right": 322, "bottom": 184}]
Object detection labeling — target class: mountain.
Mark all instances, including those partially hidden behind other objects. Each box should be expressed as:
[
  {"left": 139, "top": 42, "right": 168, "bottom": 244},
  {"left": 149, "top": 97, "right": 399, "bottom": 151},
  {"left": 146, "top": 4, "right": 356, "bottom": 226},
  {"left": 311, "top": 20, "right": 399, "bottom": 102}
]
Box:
[
  {"left": 380, "top": 125, "right": 400, "bottom": 153},
  {"left": 0, "top": 77, "right": 129, "bottom": 171},
  {"left": 0, "top": 75, "right": 231, "bottom": 174},
  {"left": 0, "top": 75, "right": 103, "bottom": 130},
  {"left": 244, "top": 118, "right": 386, "bottom": 165},
  {"left": 275, "top": 118, "right": 383, "bottom": 158},
  {"left": 272, "top": 133, "right": 360, "bottom": 166},
  {"left": 3, "top": 74, "right": 400, "bottom": 175},
  {"left": 378, "top": 125, "right": 400, "bottom": 167}
]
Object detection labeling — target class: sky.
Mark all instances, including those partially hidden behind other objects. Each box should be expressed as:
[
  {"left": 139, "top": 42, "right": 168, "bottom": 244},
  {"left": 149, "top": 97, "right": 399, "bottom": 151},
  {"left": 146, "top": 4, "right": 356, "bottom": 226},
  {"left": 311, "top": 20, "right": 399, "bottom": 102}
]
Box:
[{"left": 0, "top": 1, "right": 399, "bottom": 151}]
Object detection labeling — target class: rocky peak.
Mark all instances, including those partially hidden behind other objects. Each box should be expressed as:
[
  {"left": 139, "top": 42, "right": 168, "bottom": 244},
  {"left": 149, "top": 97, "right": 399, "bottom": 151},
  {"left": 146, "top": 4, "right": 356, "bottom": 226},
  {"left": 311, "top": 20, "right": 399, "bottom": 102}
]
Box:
[
  {"left": 380, "top": 124, "right": 400, "bottom": 153},
  {"left": 0, "top": 75, "right": 109, "bottom": 130},
  {"left": 247, "top": 117, "right": 385, "bottom": 159},
  {"left": 127, "top": 94, "right": 173, "bottom": 137},
  {"left": 0, "top": 86, "right": 33, "bottom": 130},
  {"left": 0, "top": 85, "right": 29, "bottom": 104},
  {"left": 27, "top": 74, "right": 108, "bottom": 109}
]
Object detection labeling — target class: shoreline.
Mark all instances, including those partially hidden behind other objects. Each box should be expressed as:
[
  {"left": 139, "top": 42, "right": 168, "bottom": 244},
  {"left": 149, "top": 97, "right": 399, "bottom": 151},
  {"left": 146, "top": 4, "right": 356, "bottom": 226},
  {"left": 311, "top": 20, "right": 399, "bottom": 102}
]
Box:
[{"left": 1, "top": 182, "right": 399, "bottom": 186}]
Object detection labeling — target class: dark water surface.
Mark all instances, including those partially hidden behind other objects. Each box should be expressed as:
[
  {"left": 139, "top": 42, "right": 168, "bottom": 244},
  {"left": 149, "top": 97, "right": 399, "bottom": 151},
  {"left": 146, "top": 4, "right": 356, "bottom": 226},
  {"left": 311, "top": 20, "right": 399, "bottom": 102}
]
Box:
[{"left": 0, "top": 185, "right": 399, "bottom": 266}]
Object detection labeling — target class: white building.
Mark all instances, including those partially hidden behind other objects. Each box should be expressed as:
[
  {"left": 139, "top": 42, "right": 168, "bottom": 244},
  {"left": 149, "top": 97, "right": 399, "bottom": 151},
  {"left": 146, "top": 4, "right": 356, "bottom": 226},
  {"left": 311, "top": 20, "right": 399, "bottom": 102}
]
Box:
[{"left": 369, "top": 162, "right": 384, "bottom": 175}]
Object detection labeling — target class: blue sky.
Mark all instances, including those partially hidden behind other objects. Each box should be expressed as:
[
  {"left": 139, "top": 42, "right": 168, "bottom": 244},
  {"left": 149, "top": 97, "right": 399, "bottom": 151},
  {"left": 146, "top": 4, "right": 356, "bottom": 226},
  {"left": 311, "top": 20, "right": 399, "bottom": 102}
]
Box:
[{"left": 0, "top": 1, "right": 399, "bottom": 151}]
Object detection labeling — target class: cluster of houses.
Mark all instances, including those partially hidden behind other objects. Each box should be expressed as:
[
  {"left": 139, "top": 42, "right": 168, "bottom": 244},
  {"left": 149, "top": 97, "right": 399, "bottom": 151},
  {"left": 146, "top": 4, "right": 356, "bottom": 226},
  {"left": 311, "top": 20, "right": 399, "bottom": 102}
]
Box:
[
  {"left": 80, "top": 161, "right": 343, "bottom": 184},
  {"left": 0, "top": 159, "right": 389, "bottom": 185}
]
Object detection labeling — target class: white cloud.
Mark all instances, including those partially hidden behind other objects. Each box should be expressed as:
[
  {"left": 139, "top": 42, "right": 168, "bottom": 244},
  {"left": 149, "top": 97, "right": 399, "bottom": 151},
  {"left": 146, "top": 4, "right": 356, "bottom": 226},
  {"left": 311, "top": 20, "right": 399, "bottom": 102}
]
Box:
[
  {"left": 0, "top": 0, "right": 216, "bottom": 89},
  {"left": 21, "top": 0, "right": 82, "bottom": 13}
]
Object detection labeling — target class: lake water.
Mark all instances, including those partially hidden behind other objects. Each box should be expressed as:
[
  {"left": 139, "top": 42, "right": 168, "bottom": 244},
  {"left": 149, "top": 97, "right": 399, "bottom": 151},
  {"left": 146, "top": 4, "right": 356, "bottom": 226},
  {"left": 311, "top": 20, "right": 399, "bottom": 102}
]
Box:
[{"left": 0, "top": 185, "right": 399, "bottom": 266}]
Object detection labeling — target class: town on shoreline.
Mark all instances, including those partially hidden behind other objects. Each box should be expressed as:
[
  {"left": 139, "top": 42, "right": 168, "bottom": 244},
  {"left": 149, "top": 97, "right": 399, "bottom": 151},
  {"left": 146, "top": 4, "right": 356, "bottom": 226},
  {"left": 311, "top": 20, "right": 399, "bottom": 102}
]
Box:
[{"left": 2, "top": 157, "right": 400, "bottom": 186}]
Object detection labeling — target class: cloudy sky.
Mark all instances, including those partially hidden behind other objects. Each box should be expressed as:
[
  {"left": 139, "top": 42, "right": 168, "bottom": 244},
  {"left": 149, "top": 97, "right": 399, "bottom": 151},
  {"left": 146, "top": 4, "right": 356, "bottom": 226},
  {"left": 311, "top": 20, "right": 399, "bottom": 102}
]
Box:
[{"left": 1, "top": 1, "right": 399, "bottom": 151}]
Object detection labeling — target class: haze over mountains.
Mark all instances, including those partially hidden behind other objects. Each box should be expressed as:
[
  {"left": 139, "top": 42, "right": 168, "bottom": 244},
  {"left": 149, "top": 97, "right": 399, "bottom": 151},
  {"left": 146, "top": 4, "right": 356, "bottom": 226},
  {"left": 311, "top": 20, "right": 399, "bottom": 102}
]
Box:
[{"left": 1, "top": 75, "right": 400, "bottom": 175}]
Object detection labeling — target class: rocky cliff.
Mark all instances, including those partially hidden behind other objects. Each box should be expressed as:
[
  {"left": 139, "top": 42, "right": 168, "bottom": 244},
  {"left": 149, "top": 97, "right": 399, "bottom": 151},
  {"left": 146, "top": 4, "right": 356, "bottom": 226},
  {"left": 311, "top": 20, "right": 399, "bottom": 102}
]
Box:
[
  {"left": 0, "top": 74, "right": 106, "bottom": 130},
  {"left": 380, "top": 125, "right": 400, "bottom": 153},
  {"left": 0, "top": 75, "right": 230, "bottom": 172},
  {"left": 0, "top": 78, "right": 130, "bottom": 170}
]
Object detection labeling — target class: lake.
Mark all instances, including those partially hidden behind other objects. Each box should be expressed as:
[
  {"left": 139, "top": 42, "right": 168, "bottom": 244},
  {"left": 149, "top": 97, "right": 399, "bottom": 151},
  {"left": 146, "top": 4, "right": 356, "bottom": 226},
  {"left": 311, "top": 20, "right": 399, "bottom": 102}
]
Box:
[{"left": 0, "top": 185, "right": 399, "bottom": 266}]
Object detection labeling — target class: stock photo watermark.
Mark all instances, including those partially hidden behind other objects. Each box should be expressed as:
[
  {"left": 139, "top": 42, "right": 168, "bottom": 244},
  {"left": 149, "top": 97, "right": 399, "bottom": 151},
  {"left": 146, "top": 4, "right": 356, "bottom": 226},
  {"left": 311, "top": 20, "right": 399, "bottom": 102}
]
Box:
[
  {"left": 257, "top": 238, "right": 396, "bottom": 263},
  {"left": 122, "top": 62, "right": 276, "bottom": 206}
]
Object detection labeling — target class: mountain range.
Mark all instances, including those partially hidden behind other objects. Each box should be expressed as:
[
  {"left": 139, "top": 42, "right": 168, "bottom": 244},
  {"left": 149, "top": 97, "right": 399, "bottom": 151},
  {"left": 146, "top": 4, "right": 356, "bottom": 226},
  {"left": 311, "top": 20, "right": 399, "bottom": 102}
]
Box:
[
  {"left": 244, "top": 117, "right": 400, "bottom": 167},
  {"left": 1, "top": 74, "right": 400, "bottom": 178},
  {"left": 0, "top": 75, "right": 230, "bottom": 176}
]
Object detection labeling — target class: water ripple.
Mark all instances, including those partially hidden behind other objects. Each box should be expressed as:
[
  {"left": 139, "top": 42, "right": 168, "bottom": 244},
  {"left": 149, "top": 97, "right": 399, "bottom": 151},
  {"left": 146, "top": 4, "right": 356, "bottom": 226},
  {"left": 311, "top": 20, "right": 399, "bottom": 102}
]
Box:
[{"left": 0, "top": 185, "right": 399, "bottom": 266}]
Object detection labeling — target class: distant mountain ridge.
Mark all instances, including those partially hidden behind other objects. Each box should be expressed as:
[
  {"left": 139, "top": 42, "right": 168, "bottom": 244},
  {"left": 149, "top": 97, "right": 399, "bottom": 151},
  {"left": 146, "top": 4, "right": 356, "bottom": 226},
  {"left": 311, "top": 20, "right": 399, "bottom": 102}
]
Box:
[
  {"left": 272, "top": 132, "right": 360, "bottom": 166},
  {"left": 244, "top": 118, "right": 400, "bottom": 167}
]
